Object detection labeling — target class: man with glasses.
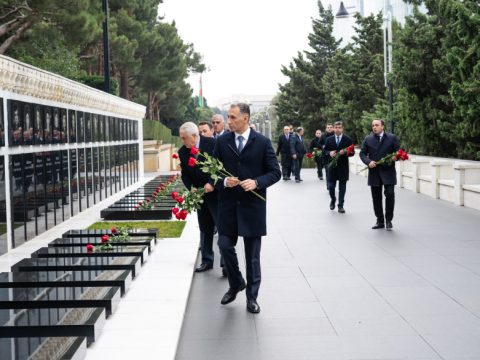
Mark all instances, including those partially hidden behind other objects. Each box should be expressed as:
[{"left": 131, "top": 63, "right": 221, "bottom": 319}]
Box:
[
  {"left": 212, "top": 114, "right": 228, "bottom": 138},
  {"left": 360, "top": 119, "right": 400, "bottom": 230}
]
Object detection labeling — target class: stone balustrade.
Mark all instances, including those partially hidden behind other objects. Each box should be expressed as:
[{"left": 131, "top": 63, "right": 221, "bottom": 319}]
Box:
[
  {"left": 0, "top": 55, "right": 145, "bottom": 119},
  {"left": 349, "top": 152, "right": 480, "bottom": 211}
]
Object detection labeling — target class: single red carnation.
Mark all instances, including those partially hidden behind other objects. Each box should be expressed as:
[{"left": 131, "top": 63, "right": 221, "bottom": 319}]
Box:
[
  {"left": 190, "top": 146, "right": 199, "bottom": 155},
  {"left": 101, "top": 235, "right": 109, "bottom": 243},
  {"left": 188, "top": 157, "right": 197, "bottom": 167},
  {"left": 172, "top": 153, "right": 179, "bottom": 159},
  {"left": 306, "top": 152, "right": 313, "bottom": 159},
  {"left": 110, "top": 227, "right": 117, "bottom": 234},
  {"left": 176, "top": 196, "right": 184, "bottom": 204},
  {"left": 171, "top": 191, "right": 178, "bottom": 199},
  {"left": 86, "top": 244, "right": 94, "bottom": 252},
  {"left": 172, "top": 207, "right": 179, "bottom": 214}
]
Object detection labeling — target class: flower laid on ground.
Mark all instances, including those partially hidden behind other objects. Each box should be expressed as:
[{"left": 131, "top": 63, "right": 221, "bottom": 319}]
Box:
[
  {"left": 110, "top": 226, "right": 131, "bottom": 242},
  {"left": 171, "top": 188, "right": 205, "bottom": 220},
  {"left": 187, "top": 146, "right": 266, "bottom": 201},
  {"left": 328, "top": 144, "right": 355, "bottom": 169},
  {"left": 137, "top": 175, "right": 181, "bottom": 211},
  {"left": 359, "top": 148, "right": 410, "bottom": 172},
  {"left": 86, "top": 235, "right": 114, "bottom": 252},
  {"left": 137, "top": 198, "right": 153, "bottom": 210}
]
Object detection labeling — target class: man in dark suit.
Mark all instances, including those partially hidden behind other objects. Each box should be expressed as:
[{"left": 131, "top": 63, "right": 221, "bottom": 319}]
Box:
[
  {"left": 323, "top": 121, "right": 355, "bottom": 213},
  {"left": 360, "top": 119, "right": 400, "bottom": 230},
  {"left": 276, "top": 125, "right": 292, "bottom": 180},
  {"left": 178, "top": 122, "right": 219, "bottom": 272},
  {"left": 214, "top": 103, "right": 281, "bottom": 314},
  {"left": 320, "top": 123, "right": 334, "bottom": 187},
  {"left": 212, "top": 114, "right": 229, "bottom": 138},
  {"left": 309, "top": 129, "right": 324, "bottom": 180},
  {"left": 290, "top": 127, "right": 307, "bottom": 183}
]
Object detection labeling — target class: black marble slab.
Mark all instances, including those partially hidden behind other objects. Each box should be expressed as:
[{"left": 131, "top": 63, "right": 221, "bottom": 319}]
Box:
[
  {"left": 0, "top": 306, "right": 105, "bottom": 345},
  {"left": 100, "top": 208, "right": 172, "bottom": 220},
  {"left": 32, "top": 245, "right": 149, "bottom": 265},
  {"left": 12, "top": 256, "right": 141, "bottom": 278},
  {"left": 0, "top": 270, "right": 131, "bottom": 296},
  {"left": 0, "top": 285, "right": 120, "bottom": 316},
  {"left": 0, "top": 336, "right": 86, "bottom": 360},
  {"left": 63, "top": 228, "right": 157, "bottom": 241},
  {"left": 50, "top": 236, "right": 155, "bottom": 254}
]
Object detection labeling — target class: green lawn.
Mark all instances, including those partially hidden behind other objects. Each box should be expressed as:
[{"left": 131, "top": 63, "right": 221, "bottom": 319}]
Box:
[
  {"left": 0, "top": 223, "right": 24, "bottom": 236},
  {"left": 87, "top": 221, "right": 186, "bottom": 238}
]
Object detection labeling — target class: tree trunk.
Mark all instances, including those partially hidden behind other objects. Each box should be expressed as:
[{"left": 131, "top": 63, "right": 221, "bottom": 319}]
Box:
[{"left": 120, "top": 70, "right": 129, "bottom": 99}]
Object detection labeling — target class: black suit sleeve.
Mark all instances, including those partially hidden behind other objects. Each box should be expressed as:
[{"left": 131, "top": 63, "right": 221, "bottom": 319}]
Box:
[
  {"left": 256, "top": 139, "right": 282, "bottom": 190},
  {"left": 360, "top": 137, "right": 371, "bottom": 166},
  {"left": 290, "top": 136, "right": 296, "bottom": 156},
  {"left": 276, "top": 136, "right": 282, "bottom": 156}
]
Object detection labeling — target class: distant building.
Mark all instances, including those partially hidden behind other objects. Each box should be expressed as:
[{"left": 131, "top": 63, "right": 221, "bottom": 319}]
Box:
[{"left": 218, "top": 94, "right": 274, "bottom": 114}]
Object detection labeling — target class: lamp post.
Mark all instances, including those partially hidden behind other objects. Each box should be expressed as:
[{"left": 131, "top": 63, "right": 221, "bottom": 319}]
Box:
[
  {"left": 336, "top": 0, "right": 395, "bottom": 133},
  {"left": 102, "top": 0, "right": 111, "bottom": 94}
]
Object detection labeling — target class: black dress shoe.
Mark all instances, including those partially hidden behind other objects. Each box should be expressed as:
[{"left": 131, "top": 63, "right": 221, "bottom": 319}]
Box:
[
  {"left": 338, "top": 206, "right": 345, "bottom": 213},
  {"left": 221, "top": 282, "right": 246, "bottom": 305},
  {"left": 295, "top": 179, "right": 301, "bottom": 183},
  {"left": 246, "top": 299, "right": 261, "bottom": 314},
  {"left": 222, "top": 267, "right": 227, "bottom": 277},
  {"left": 372, "top": 222, "right": 385, "bottom": 229},
  {"left": 330, "top": 199, "right": 336, "bottom": 210},
  {"left": 195, "top": 263, "right": 213, "bottom": 272},
  {"left": 386, "top": 221, "right": 393, "bottom": 230}
]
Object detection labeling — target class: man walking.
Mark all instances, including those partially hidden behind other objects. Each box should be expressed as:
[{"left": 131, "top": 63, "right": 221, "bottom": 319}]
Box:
[
  {"left": 360, "top": 119, "right": 400, "bottom": 230},
  {"left": 320, "top": 123, "right": 334, "bottom": 187},
  {"left": 290, "top": 127, "right": 307, "bottom": 183},
  {"left": 214, "top": 103, "right": 281, "bottom": 314},
  {"left": 178, "top": 122, "right": 219, "bottom": 272},
  {"left": 309, "top": 129, "right": 324, "bottom": 180},
  {"left": 323, "top": 121, "right": 354, "bottom": 213},
  {"left": 276, "top": 125, "right": 292, "bottom": 180}
]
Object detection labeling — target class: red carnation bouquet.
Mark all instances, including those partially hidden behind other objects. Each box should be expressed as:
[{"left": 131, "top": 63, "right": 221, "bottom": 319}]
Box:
[
  {"left": 360, "top": 148, "right": 410, "bottom": 172},
  {"left": 171, "top": 188, "right": 205, "bottom": 220},
  {"left": 306, "top": 147, "right": 322, "bottom": 159},
  {"left": 328, "top": 144, "right": 355, "bottom": 168},
  {"left": 186, "top": 145, "right": 266, "bottom": 201}
]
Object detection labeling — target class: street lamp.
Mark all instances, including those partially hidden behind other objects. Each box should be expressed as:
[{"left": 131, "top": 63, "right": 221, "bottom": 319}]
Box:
[
  {"left": 102, "top": 0, "right": 111, "bottom": 94},
  {"left": 335, "top": 0, "right": 394, "bottom": 133}
]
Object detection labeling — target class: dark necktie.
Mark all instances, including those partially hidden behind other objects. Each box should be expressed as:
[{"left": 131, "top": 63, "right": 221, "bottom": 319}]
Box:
[
  {"left": 375, "top": 135, "right": 381, "bottom": 142},
  {"left": 336, "top": 137, "right": 340, "bottom": 146},
  {"left": 238, "top": 135, "right": 244, "bottom": 152}
]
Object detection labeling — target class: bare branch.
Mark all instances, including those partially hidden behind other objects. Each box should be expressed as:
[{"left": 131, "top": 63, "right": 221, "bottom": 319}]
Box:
[
  {"left": 0, "top": 21, "right": 31, "bottom": 54},
  {"left": 0, "top": 5, "right": 32, "bottom": 21}
]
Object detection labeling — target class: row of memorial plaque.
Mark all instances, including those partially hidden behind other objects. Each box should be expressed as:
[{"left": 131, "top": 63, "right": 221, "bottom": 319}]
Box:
[
  {"left": 1, "top": 99, "right": 139, "bottom": 147},
  {"left": 0, "top": 144, "right": 139, "bottom": 255}
]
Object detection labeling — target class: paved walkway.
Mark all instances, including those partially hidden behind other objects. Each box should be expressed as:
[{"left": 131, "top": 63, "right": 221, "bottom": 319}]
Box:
[{"left": 176, "top": 169, "right": 480, "bottom": 360}]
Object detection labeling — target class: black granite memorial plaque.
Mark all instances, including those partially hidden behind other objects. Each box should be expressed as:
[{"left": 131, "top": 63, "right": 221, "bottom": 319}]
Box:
[{"left": 0, "top": 336, "right": 86, "bottom": 360}]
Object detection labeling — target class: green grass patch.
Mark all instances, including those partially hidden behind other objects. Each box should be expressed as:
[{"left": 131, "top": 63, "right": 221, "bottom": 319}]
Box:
[
  {"left": 0, "top": 223, "right": 24, "bottom": 236},
  {"left": 87, "top": 221, "right": 186, "bottom": 238}
]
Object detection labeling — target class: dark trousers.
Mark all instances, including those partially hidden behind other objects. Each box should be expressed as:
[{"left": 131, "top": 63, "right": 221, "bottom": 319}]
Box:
[
  {"left": 328, "top": 180, "right": 347, "bottom": 207},
  {"left": 218, "top": 234, "right": 261, "bottom": 300},
  {"left": 292, "top": 155, "right": 304, "bottom": 180},
  {"left": 280, "top": 155, "right": 292, "bottom": 178},
  {"left": 315, "top": 157, "right": 323, "bottom": 178},
  {"left": 197, "top": 196, "right": 217, "bottom": 265},
  {"left": 371, "top": 184, "right": 395, "bottom": 222}
]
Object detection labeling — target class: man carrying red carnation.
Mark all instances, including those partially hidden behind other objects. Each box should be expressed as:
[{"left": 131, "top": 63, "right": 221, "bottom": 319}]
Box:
[
  {"left": 178, "top": 121, "right": 222, "bottom": 273},
  {"left": 360, "top": 119, "right": 401, "bottom": 230}
]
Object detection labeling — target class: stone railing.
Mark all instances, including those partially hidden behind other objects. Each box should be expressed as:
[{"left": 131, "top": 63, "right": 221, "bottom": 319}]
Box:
[
  {"left": 0, "top": 55, "right": 145, "bottom": 119},
  {"left": 350, "top": 153, "right": 480, "bottom": 211},
  {"left": 143, "top": 140, "right": 179, "bottom": 172}
]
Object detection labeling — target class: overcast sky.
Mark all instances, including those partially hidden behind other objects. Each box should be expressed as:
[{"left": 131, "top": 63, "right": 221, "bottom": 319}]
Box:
[{"left": 160, "top": 0, "right": 338, "bottom": 106}]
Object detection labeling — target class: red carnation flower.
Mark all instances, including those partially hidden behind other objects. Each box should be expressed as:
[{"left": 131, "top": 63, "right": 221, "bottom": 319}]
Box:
[
  {"left": 172, "top": 207, "right": 179, "bottom": 214},
  {"left": 172, "top": 153, "right": 179, "bottom": 159},
  {"left": 101, "top": 235, "right": 109, "bottom": 243},
  {"left": 110, "top": 227, "right": 117, "bottom": 234},
  {"left": 171, "top": 191, "right": 178, "bottom": 199},
  {"left": 179, "top": 210, "right": 188, "bottom": 220},
  {"left": 176, "top": 196, "right": 184, "bottom": 204},
  {"left": 188, "top": 157, "right": 197, "bottom": 167},
  {"left": 306, "top": 152, "right": 313, "bottom": 159},
  {"left": 138, "top": 201, "right": 143, "bottom": 205},
  {"left": 190, "top": 146, "right": 199, "bottom": 155},
  {"left": 86, "top": 244, "right": 94, "bottom": 252},
  {"left": 146, "top": 198, "right": 151, "bottom": 203}
]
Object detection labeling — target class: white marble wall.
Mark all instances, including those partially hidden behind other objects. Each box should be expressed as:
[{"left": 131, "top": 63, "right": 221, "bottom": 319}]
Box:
[{"left": 349, "top": 152, "right": 480, "bottom": 211}]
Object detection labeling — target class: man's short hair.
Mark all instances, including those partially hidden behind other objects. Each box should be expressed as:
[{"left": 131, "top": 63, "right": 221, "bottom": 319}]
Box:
[
  {"left": 334, "top": 121, "right": 343, "bottom": 127},
  {"left": 212, "top": 114, "right": 224, "bottom": 123},
  {"left": 326, "top": 123, "right": 333, "bottom": 127},
  {"left": 179, "top": 121, "right": 199, "bottom": 136},
  {"left": 296, "top": 127, "right": 304, "bottom": 133},
  {"left": 198, "top": 121, "right": 213, "bottom": 130},
  {"left": 373, "top": 118, "right": 385, "bottom": 126},
  {"left": 230, "top": 103, "right": 250, "bottom": 118}
]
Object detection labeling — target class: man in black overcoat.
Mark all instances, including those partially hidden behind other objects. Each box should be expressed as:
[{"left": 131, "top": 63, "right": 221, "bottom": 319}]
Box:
[
  {"left": 360, "top": 119, "right": 400, "bottom": 230},
  {"left": 309, "top": 129, "right": 324, "bottom": 180},
  {"left": 178, "top": 122, "right": 219, "bottom": 272},
  {"left": 320, "top": 123, "right": 334, "bottom": 187},
  {"left": 214, "top": 103, "right": 281, "bottom": 314},
  {"left": 323, "top": 121, "right": 355, "bottom": 213},
  {"left": 276, "top": 125, "right": 292, "bottom": 180},
  {"left": 290, "top": 127, "right": 307, "bottom": 183}
]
